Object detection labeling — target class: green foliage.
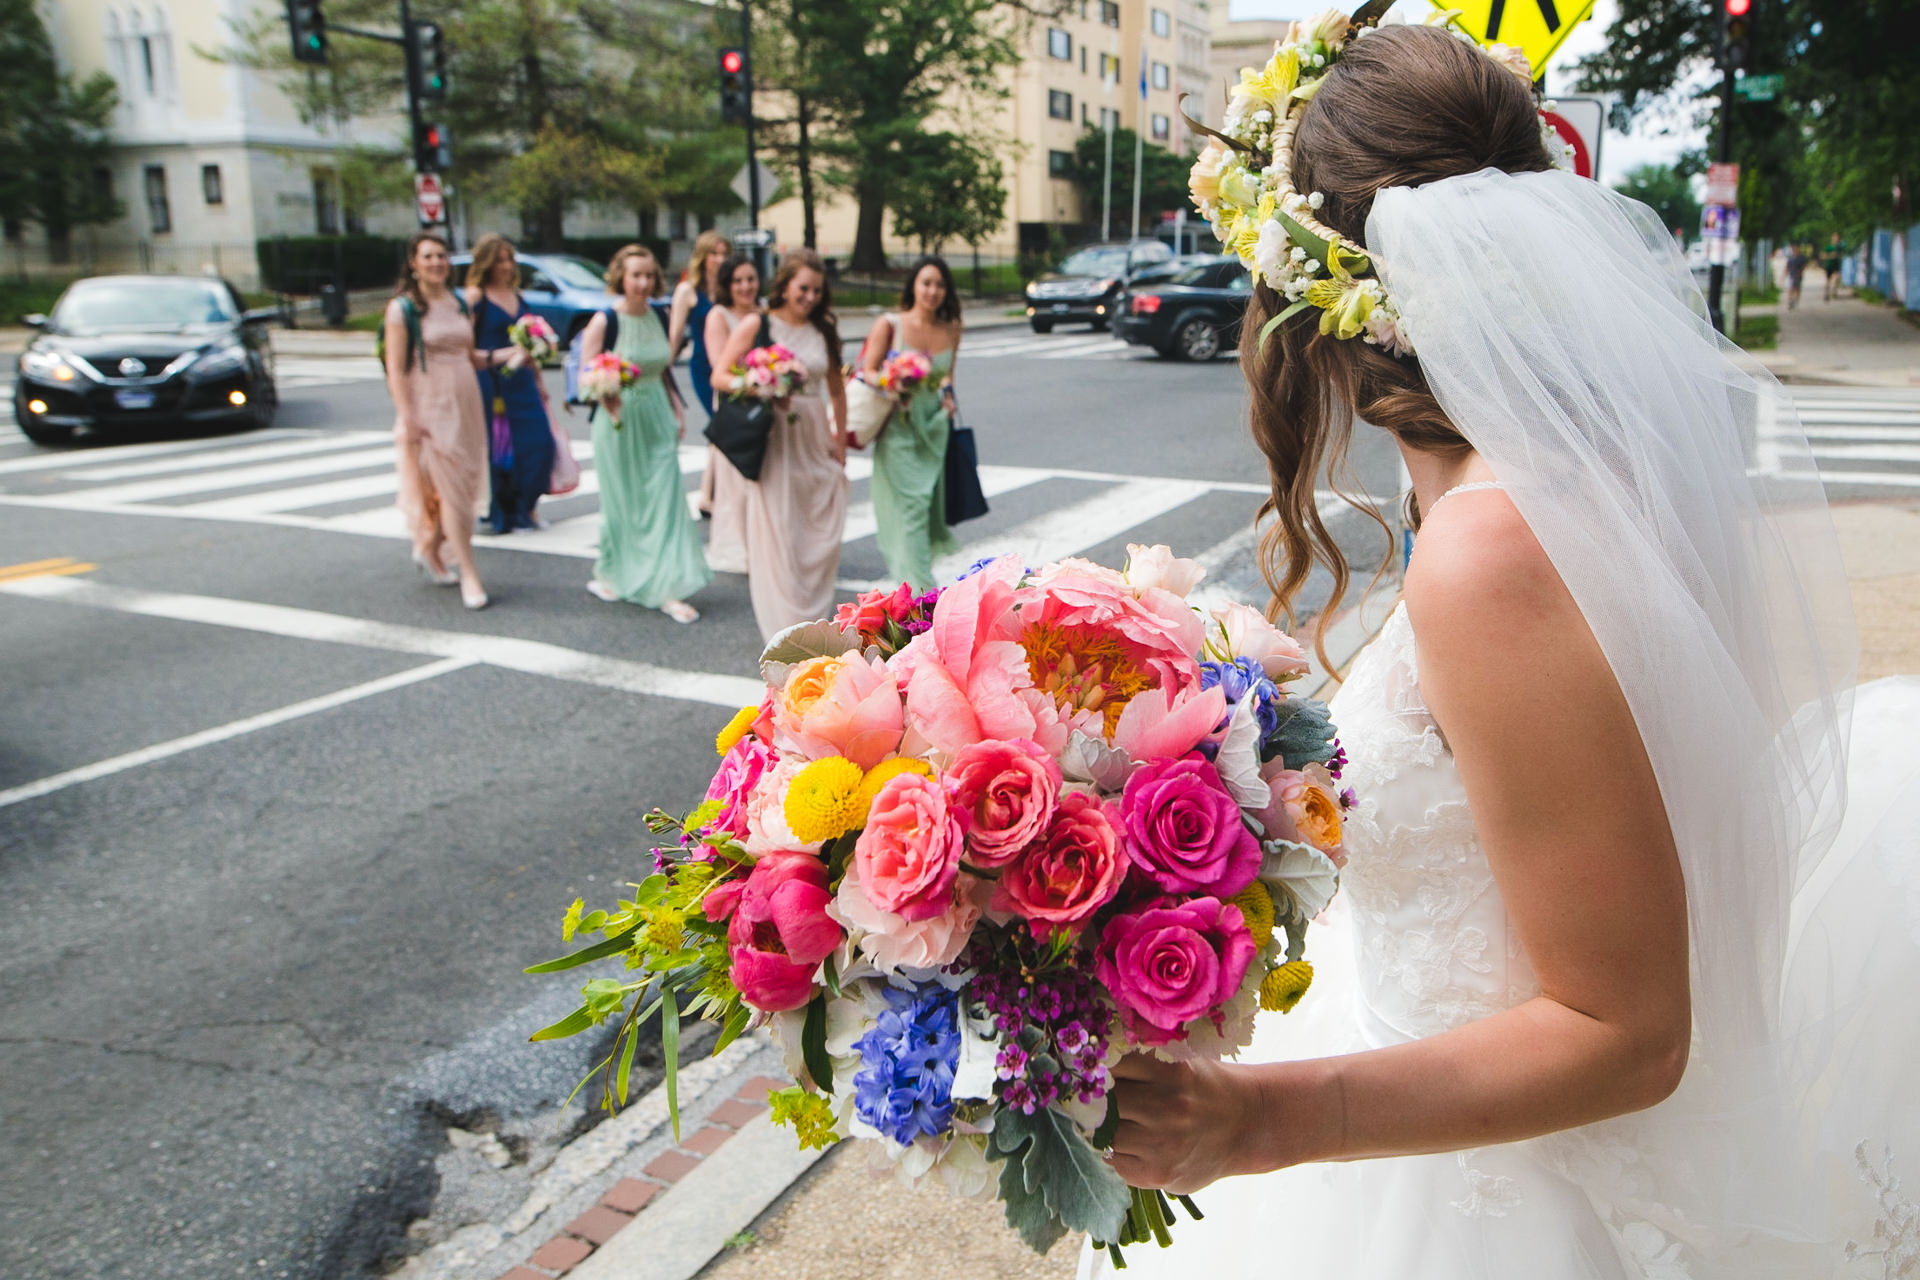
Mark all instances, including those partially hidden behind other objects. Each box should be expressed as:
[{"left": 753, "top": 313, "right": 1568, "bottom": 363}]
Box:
[
  {"left": 767, "top": 1084, "right": 839, "bottom": 1150},
  {"left": 1614, "top": 163, "right": 1704, "bottom": 239},
  {"left": 255, "top": 235, "right": 406, "bottom": 294},
  {"left": 1733, "top": 313, "right": 1779, "bottom": 350},
  {"left": 0, "top": 0, "right": 121, "bottom": 244},
  {"left": 1068, "top": 128, "right": 1193, "bottom": 232},
  {"left": 891, "top": 132, "right": 1008, "bottom": 254},
  {"left": 988, "top": 1105, "right": 1131, "bottom": 1254}
]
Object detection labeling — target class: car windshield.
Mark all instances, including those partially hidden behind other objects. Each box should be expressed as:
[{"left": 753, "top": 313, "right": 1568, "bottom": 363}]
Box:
[
  {"left": 1168, "top": 263, "right": 1221, "bottom": 286},
  {"left": 53, "top": 280, "right": 236, "bottom": 334},
  {"left": 544, "top": 257, "right": 610, "bottom": 291},
  {"left": 1057, "top": 247, "right": 1133, "bottom": 277}
]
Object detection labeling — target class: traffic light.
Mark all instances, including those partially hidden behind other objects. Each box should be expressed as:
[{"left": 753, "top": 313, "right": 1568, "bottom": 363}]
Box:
[
  {"left": 718, "top": 47, "right": 750, "bottom": 125},
  {"left": 410, "top": 21, "right": 448, "bottom": 101},
  {"left": 415, "top": 121, "right": 452, "bottom": 173},
  {"left": 286, "top": 0, "right": 327, "bottom": 65},
  {"left": 1721, "top": 0, "right": 1752, "bottom": 71}
]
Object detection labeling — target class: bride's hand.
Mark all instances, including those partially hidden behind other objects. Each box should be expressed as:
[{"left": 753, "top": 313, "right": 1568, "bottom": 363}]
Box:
[{"left": 1108, "top": 1053, "right": 1260, "bottom": 1195}]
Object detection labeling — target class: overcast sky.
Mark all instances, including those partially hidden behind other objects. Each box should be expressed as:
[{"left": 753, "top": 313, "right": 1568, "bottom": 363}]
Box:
[{"left": 1223, "top": 0, "right": 1712, "bottom": 184}]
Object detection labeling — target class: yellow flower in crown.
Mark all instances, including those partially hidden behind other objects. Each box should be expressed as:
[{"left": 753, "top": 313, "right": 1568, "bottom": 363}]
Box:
[
  {"left": 785, "top": 756, "right": 867, "bottom": 844},
  {"left": 1304, "top": 242, "right": 1379, "bottom": 340},
  {"left": 1226, "top": 195, "right": 1277, "bottom": 266},
  {"left": 1232, "top": 43, "right": 1300, "bottom": 112}
]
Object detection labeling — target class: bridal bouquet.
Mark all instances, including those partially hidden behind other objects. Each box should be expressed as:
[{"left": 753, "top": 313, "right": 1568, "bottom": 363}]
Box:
[
  {"left": 509, "top": 314, "right": 559, "bottom": 363},
  {"left": 578, "top": 352, "right": 642, "bottom": 422},
  {"left": 875, "top": 349, "right": 934, "bottom": 399},
  {"left": 729, "top": 343, "right": 809, "bottom": 402},
  {"left": 527, "top": 548, "right": 1350, "bottom": 1260}
]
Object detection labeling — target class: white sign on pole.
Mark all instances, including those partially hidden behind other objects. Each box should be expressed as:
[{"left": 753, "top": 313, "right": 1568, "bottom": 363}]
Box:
[
  {"left": 1541, "top": 96, "right": 1604, "bottom": 180},
  {"left": 1705, "top": 163, "right": 1741, "bottom": 207},
  {"left": 414, "top": 173, "right": 446, "bottom": 226},
  {"left": 730, "top": 160, "right": 778, "bottom": 208}
]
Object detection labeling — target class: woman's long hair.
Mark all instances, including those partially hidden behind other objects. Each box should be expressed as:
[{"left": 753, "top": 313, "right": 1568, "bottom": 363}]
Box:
[
  {"left": 898, "top": 255, "right": 962, "bottom": 325},
  {"left": 1242, "top": 24, "right": 1550, "bottom": 652},
  {"left": 768, "top": 248, "right": 841, "bottom": 371},
  {"left": 392, "top": 230, "right": 451, "bottom": 315},
  {"left": 465, "top": 233, "right": 517, "bottom": 293},
  {"left": 684, "top": 229, "right": 730, "bottom": 297},
  {"left": 715, "top": 254, "right": 760, "bottom": 311}
]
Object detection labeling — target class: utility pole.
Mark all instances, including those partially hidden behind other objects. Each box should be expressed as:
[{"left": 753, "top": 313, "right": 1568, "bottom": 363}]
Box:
[
  {"left": 721, "top": 4, "right": 766, "bottom": 280},
  {"left": 1706, "top": 0, "right": 1751, "bottom": 333},
  {"left": 1130, "top": 35, "right": 1145, "bottom": 242},
  {"left": 1102, "top": 37, "right": 1115, "bottom": 241}
]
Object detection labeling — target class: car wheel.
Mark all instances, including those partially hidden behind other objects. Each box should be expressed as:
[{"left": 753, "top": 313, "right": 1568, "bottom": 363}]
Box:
[
  {"left": 1173, "top": 316, "right": 1221, "bottom": 361},
  {"left": 1030, "top": 319, "right": 1054, "bottom": 334}
]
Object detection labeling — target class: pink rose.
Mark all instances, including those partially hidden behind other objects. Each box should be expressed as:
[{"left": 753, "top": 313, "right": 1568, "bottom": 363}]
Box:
[
  {"left": 1094, "top": 897, "right": 1255, "bottom": 1046},
  {"left": 835, "top": 583, "right": 915, "bottom": 639},
  {"left": 1123, "top": 543, "right": 1207, "bottom": 598},
  {"left": 1115, "top": 756, "right": 1261, "bottom": 898},
  {"left": 994, "top": 791, "right": 1127, "bottom": 929},
  {"left": 726, "top": 851, "right": 843, "bottom": 1011},
  {"left": 831, "top": 867, "right": 986, "bottom": 972},
  {"left": 778, "top": 653, "right": 905, "bottom": 771},
  {"left": 853, "top": 772, "right": 964, "bottom": 922},
  {"left": 1210, "top": 602, "right": 1310, "bottom": 682},
  {"left": 703, "top": 736, "right": 775, "bottom": 839},
  {"left": 744, "top": 757, "right": 818, "bottom": 855},
  {"left": 946, "top": 737, "right": 1062, "bottom": 867}
]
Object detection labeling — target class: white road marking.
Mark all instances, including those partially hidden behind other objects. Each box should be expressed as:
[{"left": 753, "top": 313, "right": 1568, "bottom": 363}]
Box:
[
  {"left": 67, "top": 432, "right": 388, "bottom": 482},
  {"left": 0, "top": 656, "right": 477, "bottom": 810},
  {"left": 839, "top": 468, "right": 1051, "bottom": 545},
  {"left": 66, "top": 446, "right": 396, "bottom": 505},
  {"left": 0, "top": 430, "right": 304, "bottom": 475},
  {"left": 927, "top": 476, "right": 1209, "bottom": 582}
]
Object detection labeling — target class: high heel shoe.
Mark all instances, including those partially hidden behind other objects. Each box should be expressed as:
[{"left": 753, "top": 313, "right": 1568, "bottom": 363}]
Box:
[
  {"left": 461, "top": 582, "right": 490, "bottom": 611},
  {"left": 412, "top": 552, "right": 458, "bottom": 586}
]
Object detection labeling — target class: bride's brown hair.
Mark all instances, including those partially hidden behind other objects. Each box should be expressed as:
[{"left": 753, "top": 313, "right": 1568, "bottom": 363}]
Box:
[{"left": 1245, "top": 24, "right": 1552, "bottom": 655}]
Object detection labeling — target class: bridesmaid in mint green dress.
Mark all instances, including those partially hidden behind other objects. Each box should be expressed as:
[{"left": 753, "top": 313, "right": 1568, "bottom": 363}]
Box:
[
  {"left": 859, "top": 256, "right": 964, "bottom": 591},
  {"left": 581, "top": 246, "right": 711, "bottom": 622}
]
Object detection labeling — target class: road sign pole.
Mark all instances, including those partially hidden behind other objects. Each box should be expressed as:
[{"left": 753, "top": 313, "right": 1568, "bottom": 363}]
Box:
[
  {"left": 1706, "top": 56, "right": 1735, "bottom": 334},
  {"left": 738, "top": 0, "right": 766, "bottom": 282}
]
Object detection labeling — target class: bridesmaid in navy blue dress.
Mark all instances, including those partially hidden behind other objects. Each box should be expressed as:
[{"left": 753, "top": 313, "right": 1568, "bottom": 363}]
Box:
[
  {"left": 464, "top": 235, "right": 558, "bottom": 534},
  {"left": 669, "top": 230, "right": 732, "bottom": 517}
]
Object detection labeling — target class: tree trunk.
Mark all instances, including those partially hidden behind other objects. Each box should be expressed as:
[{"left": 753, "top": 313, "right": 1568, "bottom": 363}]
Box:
[
  {"left": 797, "top": 94, "right": 817, "bottom": 250},
  {"left": 850, "top": 189, "right": 887, "bottom": 272},
  {"left": 521, "top": 36, "right": 561, "bottom": 249}
]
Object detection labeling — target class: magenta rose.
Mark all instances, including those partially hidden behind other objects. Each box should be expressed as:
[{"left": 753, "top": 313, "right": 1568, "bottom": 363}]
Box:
[
  {"left": 853, "top": 772, "right": 965, "bottom": 922},
  {"left": 1094, "top": 897, "right": 1255, "bottom": 1046},
  {"left": 703, "top": 736, "right": 776, "bottom": 840},
  {"left": 725, "top": 850, "right": 844, "bottom": 1011},
  {"left": 945, "top": 737, "right": 1062, "bottom": 867},
  {"left": 994, "top": 791, "right": 1128, "bottom": 930},
  {"left": 1114, "top": 756, "right": 1261, "bottom": 897}
]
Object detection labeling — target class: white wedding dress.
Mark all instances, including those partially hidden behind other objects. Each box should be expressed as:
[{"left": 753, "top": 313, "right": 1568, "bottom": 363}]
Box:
[{"left": 1081, "top": 595, "right": 1920, "bottom": 1279}]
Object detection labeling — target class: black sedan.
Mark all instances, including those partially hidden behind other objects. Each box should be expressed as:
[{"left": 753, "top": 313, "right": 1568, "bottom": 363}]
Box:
[
  {"left": 1112, "top": 255, "right": 1252, "bottom": 361},
  {"left": 1023, "top": 240, "right": 1173, "bottom": 333},
  {"left": 15, "top": 275, "right": 279, "bottom": 445}
]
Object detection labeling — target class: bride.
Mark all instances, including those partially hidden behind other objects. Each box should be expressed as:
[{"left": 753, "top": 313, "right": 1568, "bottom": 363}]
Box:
[{"left": 1088, "top": 14, "right": 1920, "bottom": 1279}]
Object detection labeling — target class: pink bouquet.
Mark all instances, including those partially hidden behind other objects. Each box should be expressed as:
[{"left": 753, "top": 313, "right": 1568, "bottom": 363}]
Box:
[
  {"left": 578, "top": 351, "right": 642, "bottom": 424},
  {"left": 875, "top": 348, "right": 934, "bottom": 399},
  {"left": 508, "top": 314, "right": 559, "bottom": 363},
  {"left": 729, "top": 343, "right": 808, "bottom": 403},
  {"left": 529, "top": 548, "right": 1350, "bottom": 1261}
]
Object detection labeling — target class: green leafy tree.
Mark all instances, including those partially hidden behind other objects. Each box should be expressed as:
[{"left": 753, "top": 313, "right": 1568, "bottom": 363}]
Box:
[
  {"left": 1068, "top": 127, "right": 1189, "bottom": 234},
  {"left": 890, "top": 131, "right": 1006, "bottom": 253},
  {"left": 1614, "top": 161, "right": 1703, "bottom": 238},
  {"left": 0, "top": 0, "right": 121, "bottom": 259}
]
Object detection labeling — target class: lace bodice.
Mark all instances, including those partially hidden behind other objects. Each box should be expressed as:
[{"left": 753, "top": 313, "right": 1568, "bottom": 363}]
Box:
[
  {"left": 1325, "top": 601, "right": 1539, "bottom": 1042},
  {"left": 767, "top": 315, "right": 830, "bottom": 399}
]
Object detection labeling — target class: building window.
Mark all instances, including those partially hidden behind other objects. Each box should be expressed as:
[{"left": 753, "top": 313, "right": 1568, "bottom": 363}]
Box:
[
  {"left": 1099, "top": 1, "right": 1120, "bottom": 27},
  {"left": 1048, "top": 89, "right": 1073, "bottom": 121},
  {"left": 1151, "top": 113, "right": 1171, "bottom": 141},
  {"left": 201, "top": 164, "right": 223, "bottom": 206},
  {"left": 1047, "top": 27, "right": 1071, "bottom": 60},
  {"left": 1080, "top": 46, "right": 1087, "bottom": 73},
  {"left": 1099, "top": 52, "right": 1120, "bottom": 81},
  {"left": 1081, "top": 102, "right": 1089, "bottom": 125},
  {"left": 667, "top": 208, "right": 688, "bottom": 239},
  {"left": 639, "top": 207, "right": 658, "bottom": 239},
  {"left": 94, "top": 166, "right": 114, "bottom": 207},
  {"left": 1099, "top": 106, "right": 1120, "bottom": 131},
  {"left": 1048, "top": 149, "right": 1074, "bottom": 178},
  {"left": 1152, "top": 7, "right": 1171, "bottom": 36},
  {"left": 311, "top": 169, "right": 338, "bottom": 234},
  {"left": 142, "top": 164, "right": 170, "bottom": 233},
  {"left": 1151, "top": 62, "right": 1170, "bottom": 90}
]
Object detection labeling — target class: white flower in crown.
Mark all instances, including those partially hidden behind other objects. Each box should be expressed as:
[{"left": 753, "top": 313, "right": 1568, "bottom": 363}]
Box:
[
  {"left": 1253, "top": 219, "right": 1293, "bottom": 289},
  {"left": 1485, "top": 41, "right": 1534, "bottom": 84}
]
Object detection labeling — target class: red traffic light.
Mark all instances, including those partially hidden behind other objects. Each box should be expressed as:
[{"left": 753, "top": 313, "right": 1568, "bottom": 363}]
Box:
[
  {"left": 425, "top": 125, "right": 444, "bottom": 147},
  {"left": 721, "top": 49, "right": 743, "bottom": 74},
  {"left": 1725, "top": 0, "right": 1750, "bottom": 13}
]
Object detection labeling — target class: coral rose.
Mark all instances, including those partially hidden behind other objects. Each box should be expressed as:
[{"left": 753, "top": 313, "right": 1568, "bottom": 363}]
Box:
[
  {"left": 946, "top": 737, "right": 1062, "bottom": 867},
  {"left": 853, "top": 772, "right": 965, "bottom": 922},
  {"left": 994, "top": 792, "right": 1127, "bottom": 929},
  {"left": 1263, "top": 763, "right": 1344, "bottom": 857},
  {"left": 777, "top": 653, "right": 904, "bottom": 771},
  {"left": 726, "top": 851, "right": 843, "bottom": 1011},
  {"left": 1093, "top": 897, "right": 1254, "bottom": 1046},
  {"left": 1115, "top": 755, "right": 1261, "bottom": 898}
]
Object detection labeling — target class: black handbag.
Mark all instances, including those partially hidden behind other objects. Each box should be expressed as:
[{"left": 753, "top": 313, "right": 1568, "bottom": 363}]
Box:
[
  {"left": 943, "top": 405, "right": 989, "bottom": 525},
  {"left": 705, "top": 316, "right": 776, "bottom": 481}
]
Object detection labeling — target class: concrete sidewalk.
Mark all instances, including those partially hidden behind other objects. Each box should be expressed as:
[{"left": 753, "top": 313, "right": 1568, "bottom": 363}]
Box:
[{"left": 1753, "top": 274, "right": 1920, "bottom": 387}]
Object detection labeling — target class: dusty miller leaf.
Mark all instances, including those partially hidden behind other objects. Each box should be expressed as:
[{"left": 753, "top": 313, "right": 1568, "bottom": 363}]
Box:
[
  {"left": 1266, "top": 696, "right": 1338, "bottom": 769},
  {"left": 993, "top": 1106, "right": 1131, "bottom": 1249},
  {"left": 760, "top": 619, "right": 858, "bottom": 689}
]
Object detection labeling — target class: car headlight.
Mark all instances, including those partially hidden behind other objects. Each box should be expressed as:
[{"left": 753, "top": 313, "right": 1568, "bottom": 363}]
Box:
[
  {"left": 21, "top": 349, "right": 75, "bottom": 380},
  {"left": 192, "top": 345, "right": 248, "bottom": 378}
]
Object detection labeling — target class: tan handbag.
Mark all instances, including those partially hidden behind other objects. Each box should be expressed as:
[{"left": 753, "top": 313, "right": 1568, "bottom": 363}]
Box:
[{"left": 844, "top": 374, "right": 895, "bottom": 448}]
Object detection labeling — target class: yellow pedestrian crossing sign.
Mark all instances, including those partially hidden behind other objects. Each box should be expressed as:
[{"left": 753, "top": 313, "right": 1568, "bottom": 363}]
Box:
[{"left": 1447, "top": 0, "right": 1597, "bottom": 80}]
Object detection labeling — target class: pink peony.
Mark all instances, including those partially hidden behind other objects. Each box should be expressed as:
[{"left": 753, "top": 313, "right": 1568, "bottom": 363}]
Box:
[
  {"left": 1210, "top": 602, "right": 1310, "bottom": 682},
  {"left": 1112, "top": 682, "right": 1228, "bottom": 763},
  {"left": 726, "top": 851, "right": 843, "bottom": 1011},
  {"left": 994, "top": 791, "right": 1127, "bottom": 929},
  {"left": 853, "top": 772, "right": 965, "bottom": 922},
  {"left": 1115, "top": 756, "right": 1261, "bottom": 897},
  {"left": 744, "top": 757, "right": 818, "bottom": 855},
  {"left": 831, "top": 866, "right": 987, "bottom": 972},
  {"left": 1020, "top": 563, "right": 1205, "bottom": 694},
  {"left": 1094, "top": 897, "right": 1255, "bottom": 1046},
  {"left": 777, "top": 653, "right": 905, "bottom": 771},
  {"left": 945, "top": 737, "right": 1062, "bottom": 867},
  {"left": 703, "top": 736, "right": 776, "bottom": 839}
]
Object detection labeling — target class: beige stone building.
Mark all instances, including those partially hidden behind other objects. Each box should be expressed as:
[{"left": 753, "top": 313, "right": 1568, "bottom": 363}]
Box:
[
  {"left": 1205, "top": 8, "right": 1296, "bottom": 149},
  {"left": 760, "top": 0, "right": 1211, "bottom": 265}
]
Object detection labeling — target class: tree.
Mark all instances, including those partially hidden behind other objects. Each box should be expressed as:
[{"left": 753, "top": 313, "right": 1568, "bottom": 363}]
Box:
[
  {"left": 1614, "top": 161, "right": 1702, "bottom": 239},
  {"left": 890, "top": 131, "right": 1006, "bottom": 253},
  {"left": 0, "top": 0, "right": 121, "bottom": 259},
  {"left": 1068, "top": 127, "right": 1189, "bottom": 234}
]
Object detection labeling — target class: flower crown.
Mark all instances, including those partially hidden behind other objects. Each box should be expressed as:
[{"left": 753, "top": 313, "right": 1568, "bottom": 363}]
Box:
[{"left": 1187, "top": 4, "right": 1573, "bottom": 358}]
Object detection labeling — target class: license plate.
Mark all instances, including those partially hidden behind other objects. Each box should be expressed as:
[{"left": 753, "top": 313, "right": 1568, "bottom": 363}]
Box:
[
  {"left": 114, "top": 389, "right": 156, "bottom": 410},
  {"left": 1051, "top": 303, "right": 1069, "bottom": 313}
]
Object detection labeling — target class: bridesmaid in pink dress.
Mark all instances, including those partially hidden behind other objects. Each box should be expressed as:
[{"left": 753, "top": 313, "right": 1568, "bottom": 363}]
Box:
[{"left": 381, "top": 232, "right": 491, "bottom": 610}]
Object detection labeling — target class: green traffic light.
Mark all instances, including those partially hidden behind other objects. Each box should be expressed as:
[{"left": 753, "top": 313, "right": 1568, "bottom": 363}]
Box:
[{"left": 307, "top": 34, "right": 323, "bottom": 48}]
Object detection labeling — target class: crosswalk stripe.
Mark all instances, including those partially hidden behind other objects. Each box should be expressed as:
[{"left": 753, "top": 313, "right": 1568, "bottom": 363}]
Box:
[
  {"left": 184, "top": 470, "right": 404, "bottom": 516},
  {"left": 1818, "top": 469, "right": 1920, "bottom": 489},
  {"left": 927, "top": 476, "right": 1209, "bottom": 583},
  {"left": 1034, "top": 338, "right": 1131, "bottom": 360},
  {"left": 1808, "top": 442, "right": 1920, "bottom": 464},
  {"left": 69, "top": 446, "right": 396, "bottom": 506},
  {"left": 839, "top": 469, "right": 1051, "bottom": 545},
  {"left": 0, "top": 430, "right": 305, "bottom": 476},
  {"left": 69, "top": 432, "right": 390, "bottom": 482}
]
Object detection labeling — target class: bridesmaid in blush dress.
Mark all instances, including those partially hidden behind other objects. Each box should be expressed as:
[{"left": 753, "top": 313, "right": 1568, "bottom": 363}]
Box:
[
  {"left": 382, "top": 231, "right": 490, "bottom": 610},
  {"left": 711, "top": 248, "right": 849, "bottom": 641}
]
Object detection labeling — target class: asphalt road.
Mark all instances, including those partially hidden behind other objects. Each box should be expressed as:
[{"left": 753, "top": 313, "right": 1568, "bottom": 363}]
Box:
[{"left": 0, "top": 326, "right": 1404, "bottom": 1280}]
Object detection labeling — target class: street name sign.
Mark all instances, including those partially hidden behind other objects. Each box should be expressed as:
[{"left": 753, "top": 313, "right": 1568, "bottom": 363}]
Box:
[
  {"left": 1735, "top": 73, "right": 1783, "bottom": 101},
  {"left": 731, "top": 226, "right": 775, "bottom": 249},
  {"left": 730, "top": 160, "right": 778, "bottom": 208},
  {"left": 415, "top": 173, "right": 446, "bottom": 226},
  {"left": 1449, "top": 0, "right": 1597, "bottom": 80}
]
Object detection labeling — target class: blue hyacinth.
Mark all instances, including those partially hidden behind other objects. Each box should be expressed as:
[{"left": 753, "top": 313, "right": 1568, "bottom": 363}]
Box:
[
  {"left": 852, "top": 982, "right": 962, "bottom": 1147},
  {"left": 1199, "top": 656, "right": 1284, "bottom": 748}
]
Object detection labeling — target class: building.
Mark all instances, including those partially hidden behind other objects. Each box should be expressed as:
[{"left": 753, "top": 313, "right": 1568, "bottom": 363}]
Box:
[
  {"left": 1205, "top": 9, "right": 1295, "bottom": 151},
  {"left": 759, "top": 0, "right": 1211, "bottom": 266}
]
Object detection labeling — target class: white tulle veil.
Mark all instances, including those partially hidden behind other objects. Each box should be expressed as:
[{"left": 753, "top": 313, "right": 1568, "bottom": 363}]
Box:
[{"left": 1367, "top": 168, "right": 1883, "bottom": 1256}]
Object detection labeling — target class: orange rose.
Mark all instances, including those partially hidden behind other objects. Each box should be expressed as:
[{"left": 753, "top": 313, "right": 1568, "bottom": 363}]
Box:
[{"left": 779, "top": 655, "right": 847, "bottom": 725}]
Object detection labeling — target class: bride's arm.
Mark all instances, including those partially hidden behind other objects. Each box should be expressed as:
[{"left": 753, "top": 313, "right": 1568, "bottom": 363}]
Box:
[{"left": 1110, "top": 495, "right": 1692, "bottom": 1193}]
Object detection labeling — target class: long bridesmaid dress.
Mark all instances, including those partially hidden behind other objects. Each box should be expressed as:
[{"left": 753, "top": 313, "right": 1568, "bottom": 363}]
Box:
[
  {"left": 391, "top": 294, "right": 488, "bottom": 567},
  {"left": 870, "top": 338, "right": 958, "bottom": 591}
]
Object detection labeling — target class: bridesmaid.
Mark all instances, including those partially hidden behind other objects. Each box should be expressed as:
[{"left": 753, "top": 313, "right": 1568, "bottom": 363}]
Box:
[
  {"left": 579, "top": 244, "right": 711, "bottom": 623},
  {"left": 702, "top": 254, "right": 760, "bottom": 575},
  {"left": 464, "top": 234, "right": 557, "bottom": 535},
  {"left": 857, "top": 255, "right": 963, "bottom": 591},
  {"left": 712, "top": 248, "right": 849, "bottom": 641},
  {"left": 670, "top": 230, "right": 729, "bottom": 518},
  {"left": 381, "top": 231, "right": 490, "bottom": 610}
]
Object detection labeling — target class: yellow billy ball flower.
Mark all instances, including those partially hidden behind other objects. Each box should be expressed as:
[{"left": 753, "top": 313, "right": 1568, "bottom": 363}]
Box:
[
  {"left": 1260, "top": 960, "right": 1314, "bottom": 1014},
  {"left": 715, "top": 705, "right": 758, "bottom": 755},
  {"left": 857, "top": 757, "right": 935, "bottom": 812},
  {"left": 1228, "top": 884, "right": 1278, "bottom": 950},
  {"left": 784, "top": 756, "right": 867, "bottom": 844}
]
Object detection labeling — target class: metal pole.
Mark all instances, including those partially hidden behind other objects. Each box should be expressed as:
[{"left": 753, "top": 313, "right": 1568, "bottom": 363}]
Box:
[
  {"left": 1130, "top": 39, "right": 1144, "bottom": 241},
  {"left": 741, "top": 0, "right": 766, "bottom": 282},
  {"left": 399, "top": 0, "right": 425, "bottom": 204},
  {"left": 1706, "top": 58, "right": 1734, "bottom": 334},
  {"left": 1102, "top": 113, "right": 1113, "bottom": 241}
]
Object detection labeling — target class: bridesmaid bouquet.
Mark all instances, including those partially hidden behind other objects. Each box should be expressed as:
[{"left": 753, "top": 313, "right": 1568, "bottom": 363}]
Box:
[
  {"left": 578, "top": 352, "right": 643, "bottom": 425},
  {"left": 729, "top": 343, "right": 809, "bottom": 403},
  {"left": 509, "top": 314, "right": 559, "bottom": 363},
  {"left": 875, "top": 349, "right": 934, "bottom": 400},
  {"left": 527, "top": 547, "right": 1353, "bottom": 1262}
]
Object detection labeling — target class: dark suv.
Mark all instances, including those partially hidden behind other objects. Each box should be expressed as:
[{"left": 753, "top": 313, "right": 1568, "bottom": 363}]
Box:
[{"left": 1023, "top": 240, "right": 1174, "bottom": 333}]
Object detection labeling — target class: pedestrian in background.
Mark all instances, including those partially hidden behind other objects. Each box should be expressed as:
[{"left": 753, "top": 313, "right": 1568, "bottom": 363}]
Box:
[
  {"left": 1822, "top": 232, "right": 1844, "bottom": 302},
  {"left": 712, "top": 248, "right": 848, "bottom": 640},
  {"left": 382, "top": 230, "right": 490, "bottom": 610},
  {"left": 702, "top": 254, "right": 761, "bottom": 575},
  {"left": 1785, "top": 242, "right": 1809, "bottom": 310},
  {"left": 857, "top": 254, "right": 962, "bottom": 591},
  {"left": 670, "top": 230, "right": 730, "bottom": 519},
  {"left": 579, "top": 244, "right": 710, "bottom": 623},
  {"left": 464, "top": 234, "right": 556, "bottom": 535}
]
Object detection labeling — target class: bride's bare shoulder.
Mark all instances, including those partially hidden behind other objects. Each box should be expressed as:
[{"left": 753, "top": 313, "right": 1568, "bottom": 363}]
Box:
[{"left": 1402, "top": 490, "right": 1584, "bottom": 657}]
